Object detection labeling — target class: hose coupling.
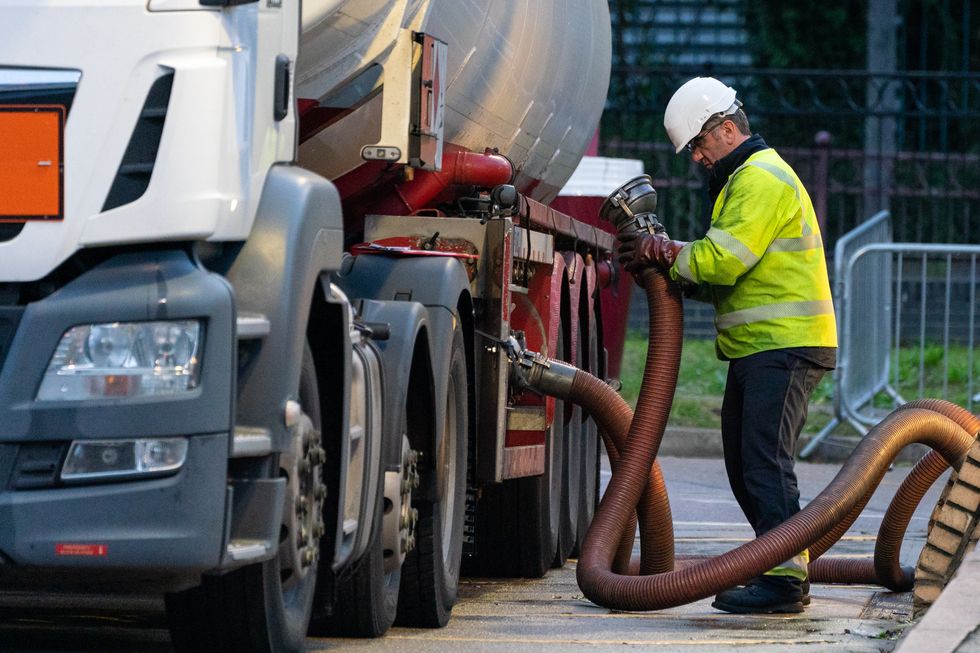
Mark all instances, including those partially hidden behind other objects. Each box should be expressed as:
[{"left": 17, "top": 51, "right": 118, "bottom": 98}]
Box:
[
  {"left": 512, "top": 350, "right": 577, "bottom": 400},
  {"left": 599, "top": 174, "right": 666, "bottom": 236}
]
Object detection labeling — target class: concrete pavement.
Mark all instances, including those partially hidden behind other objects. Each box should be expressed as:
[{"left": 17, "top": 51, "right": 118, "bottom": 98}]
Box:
[
  {"left": 0, "top": 453, "right": 972, "bottom": 651},
  {"left": 658, "top": 426, "right": 980, "bottom": 653},
  {"left": 310, "top": 455, "right": 945, "bottom": 652}
]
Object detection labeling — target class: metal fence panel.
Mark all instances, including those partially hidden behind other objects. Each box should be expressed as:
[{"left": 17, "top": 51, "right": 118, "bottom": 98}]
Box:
[
  {"left": 800, "top": 212, "right": 891, "bottom": 457},
  {"left": 801, "top": 224, "right": 980, "bottom": 457},
  {"left": 836, "top": 212, "right": 894, "bottom": 424}
]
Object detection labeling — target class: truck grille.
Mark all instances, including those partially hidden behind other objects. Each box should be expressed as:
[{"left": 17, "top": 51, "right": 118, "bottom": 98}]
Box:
[
  {"left": 102, "top": 71, "right": 174, "bottom": 211},
  {"left": 10, "top": 443, "right": 67, "bottom": 490}
]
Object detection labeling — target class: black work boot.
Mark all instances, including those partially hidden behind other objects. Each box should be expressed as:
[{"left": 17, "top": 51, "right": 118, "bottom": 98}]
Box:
[
  {"left": 712, "top": 576, "right": 804, "bottom": 614},
  {"left": 715, "top": 578, "right": 810, "bottom": 607}
]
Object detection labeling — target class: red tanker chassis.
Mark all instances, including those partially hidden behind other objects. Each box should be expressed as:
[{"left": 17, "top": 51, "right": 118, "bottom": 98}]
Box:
[{"left": 359, "top": 192, "right": 619, "bottom": 483}]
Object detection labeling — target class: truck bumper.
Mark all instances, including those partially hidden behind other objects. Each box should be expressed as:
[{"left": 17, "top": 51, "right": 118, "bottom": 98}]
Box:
[
  {"left": 0, "top": 250, "right": 236, "bottom": 593},
  {"left": 0, "top": 433, "right": 228, "bottom": 593}
]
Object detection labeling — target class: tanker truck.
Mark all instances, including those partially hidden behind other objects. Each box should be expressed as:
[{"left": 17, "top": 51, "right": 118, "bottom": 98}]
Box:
[{"left": 0, "top": 1, "right": 629, "bottom": 650}]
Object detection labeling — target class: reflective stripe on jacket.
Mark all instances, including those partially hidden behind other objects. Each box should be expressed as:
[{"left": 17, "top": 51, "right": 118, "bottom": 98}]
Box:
[{"left": 670, "top": 148, "right": 837, "bottom": 359}]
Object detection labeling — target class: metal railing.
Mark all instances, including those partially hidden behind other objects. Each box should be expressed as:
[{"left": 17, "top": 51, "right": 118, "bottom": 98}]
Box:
[{"left": 801, "top": 213, "right": 980, "bottom": 458}]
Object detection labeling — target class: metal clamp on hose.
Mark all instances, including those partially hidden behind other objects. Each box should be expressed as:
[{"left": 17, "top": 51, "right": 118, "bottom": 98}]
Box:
[{"left": 511, "top": 350, "right": 578, "bottom": 400}]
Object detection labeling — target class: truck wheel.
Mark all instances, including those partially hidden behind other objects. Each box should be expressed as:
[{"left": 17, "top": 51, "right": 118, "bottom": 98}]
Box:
[
  {"left": 313, "top": 434, "right": 410, "bottom": 637},
  {"left": 396, "top": 326, "right": 468, "bottom": 627},
  {"left": 555, "top": 316, "right": 585, "bottom": 567},
  {"left": 165, "top": 343, "right": 324, "bottom": 653}
]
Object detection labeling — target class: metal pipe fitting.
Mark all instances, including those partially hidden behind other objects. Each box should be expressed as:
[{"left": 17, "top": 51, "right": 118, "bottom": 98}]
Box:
[
  {"left": 514, "top": 350, "right": 578, "bottom": 400},
  {"left": 599, "top": 175, "right": 664, "bottom": 236}
]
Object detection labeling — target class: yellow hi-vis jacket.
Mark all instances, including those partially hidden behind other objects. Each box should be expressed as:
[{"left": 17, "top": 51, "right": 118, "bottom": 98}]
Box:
[{"left": 670, "top": 148, "right": 838, "bottom": 359}]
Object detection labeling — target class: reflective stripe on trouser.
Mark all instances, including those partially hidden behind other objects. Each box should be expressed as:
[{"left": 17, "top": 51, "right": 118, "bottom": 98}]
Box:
[{"left": 764, "top": 549, "right": 809, "bottom": 580}]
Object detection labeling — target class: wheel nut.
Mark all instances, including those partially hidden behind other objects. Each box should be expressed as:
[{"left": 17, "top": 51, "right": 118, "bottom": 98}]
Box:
[
  {"left": 302, "top": 548, "right": 316, "bottom": 566},
  {"left": 285, "top": 400, "right": 302, "bottom": 428}
]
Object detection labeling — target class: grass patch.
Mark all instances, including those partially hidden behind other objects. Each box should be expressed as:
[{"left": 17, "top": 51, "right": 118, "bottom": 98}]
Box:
[
  {"left": 621, "top": 332, "right": 977, "bottom": 433},
  {"left": 620, "top": 332, "right": 834, "bottom": 433},
  {"left": 873, "top": 343, "right": 980, "bottom": 409}
]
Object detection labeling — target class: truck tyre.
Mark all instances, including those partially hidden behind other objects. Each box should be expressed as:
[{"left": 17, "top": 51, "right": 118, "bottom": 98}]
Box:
[
  {"left": 396, "top": 326, "right": 468, "bottom": 627},
  {"left": 555, "top": 315, "right": 585, "bottom": 567},
  {"left": 165, "top": 343, "right": 324, "bottom": 653},
  {"left": 313, "top": 435, "right": 406, "bottom": 637}
]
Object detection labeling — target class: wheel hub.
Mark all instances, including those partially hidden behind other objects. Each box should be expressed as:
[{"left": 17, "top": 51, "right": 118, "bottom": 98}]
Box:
[
  {"left": 383, "top": 435, "right": 420, "bottom": 574},
  {"left": 283, "top": 410, "right": 327, "bottom": 581}
]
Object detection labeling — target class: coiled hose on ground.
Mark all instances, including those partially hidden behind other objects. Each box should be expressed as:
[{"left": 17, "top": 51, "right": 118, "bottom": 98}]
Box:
[{"left": 513, "top": 175, "right": 978, "bottom": 610}]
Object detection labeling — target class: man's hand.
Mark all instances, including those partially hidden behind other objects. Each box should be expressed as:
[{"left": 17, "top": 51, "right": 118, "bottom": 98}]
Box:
[{"left": 617, "top": 232, "right": 687, "bottom": 272}]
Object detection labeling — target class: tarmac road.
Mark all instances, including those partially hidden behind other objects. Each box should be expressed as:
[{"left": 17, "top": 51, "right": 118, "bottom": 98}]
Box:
[{"left": 0, "top": 454, "right": 946, "bottom": 652}]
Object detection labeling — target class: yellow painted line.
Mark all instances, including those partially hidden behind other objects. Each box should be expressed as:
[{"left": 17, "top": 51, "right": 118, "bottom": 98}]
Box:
[
  {"left": 673, "top": 537, "right": 752, "bottom": 542},
  {"left": 377, "top": 634, "right": 836, "bottom": 646},
  {"left": 451, "top": 610, "right": 819, "bottom": 621},
  {"left": 673, "top": 534, "right": 879, "bottom": 543}
]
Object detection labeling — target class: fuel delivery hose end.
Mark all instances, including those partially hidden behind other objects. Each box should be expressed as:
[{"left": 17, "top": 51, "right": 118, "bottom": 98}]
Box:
[
  {"left": 512, "top": 350, "right": 580, "bottom": 400},
  {"left": 599, "top": 175, "right": 666, "bottom": 236}
]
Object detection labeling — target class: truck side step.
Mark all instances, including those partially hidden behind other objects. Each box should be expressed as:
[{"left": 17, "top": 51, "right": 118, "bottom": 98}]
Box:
[
  {"left": 236, "top": 313, "right": 271, "bottom": 339},
  {"left": 225, "top": 539, "right": 273, "bottom": 563},
  {"left": 231, "top": 426, "right": 273, "bottom": 458}
]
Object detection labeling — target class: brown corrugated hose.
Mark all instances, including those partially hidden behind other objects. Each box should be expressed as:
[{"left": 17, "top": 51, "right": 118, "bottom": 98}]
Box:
[
  {"left": 809, "top": 399, "right": 979, "bottom": 590},
  {"left": 542, "top": 267, "right": 974, "bottom": 610},
  {"left": 526, "top": 175, "right": 979, "bottom": 609}
]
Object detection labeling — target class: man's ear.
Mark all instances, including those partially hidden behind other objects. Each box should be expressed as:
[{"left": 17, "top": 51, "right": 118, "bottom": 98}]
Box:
[{"left": 722, "top": 120, "right": 741, "bottom": 144}]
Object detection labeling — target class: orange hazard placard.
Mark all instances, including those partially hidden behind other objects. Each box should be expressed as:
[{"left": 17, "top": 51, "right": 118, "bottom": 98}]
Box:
[{"left": 0, "top": 106, "right": 64, "bottom": 221}]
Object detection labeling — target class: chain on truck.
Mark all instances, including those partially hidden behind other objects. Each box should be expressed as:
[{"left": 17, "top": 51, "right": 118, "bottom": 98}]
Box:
[{"left": 0, "top": 1, "right": 629, "bottom": 650}]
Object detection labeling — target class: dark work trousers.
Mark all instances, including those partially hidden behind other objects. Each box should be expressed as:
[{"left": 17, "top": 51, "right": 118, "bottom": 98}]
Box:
[{"left": 720, "top": 349, "right": 827, "bottom": 538}]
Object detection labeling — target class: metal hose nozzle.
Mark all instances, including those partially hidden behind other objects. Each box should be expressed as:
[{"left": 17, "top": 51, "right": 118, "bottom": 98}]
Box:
[{"left": 599, "top": 175, "right": 665, "bottom": 236}]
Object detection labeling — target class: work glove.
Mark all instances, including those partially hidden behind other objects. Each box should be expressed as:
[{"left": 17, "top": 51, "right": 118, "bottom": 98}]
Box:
[{"left": 617, "top": 232, "right": 687, "bottom": 272}]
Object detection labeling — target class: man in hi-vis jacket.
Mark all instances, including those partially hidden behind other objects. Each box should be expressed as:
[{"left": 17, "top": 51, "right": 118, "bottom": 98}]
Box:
[{"left": 618, "top": 77, "right": 838, "bottom": 614}]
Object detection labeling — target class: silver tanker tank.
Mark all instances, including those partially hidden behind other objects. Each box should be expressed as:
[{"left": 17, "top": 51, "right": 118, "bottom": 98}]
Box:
[{"left": 295, "top": 0, "right": 611, "bottom": 204}]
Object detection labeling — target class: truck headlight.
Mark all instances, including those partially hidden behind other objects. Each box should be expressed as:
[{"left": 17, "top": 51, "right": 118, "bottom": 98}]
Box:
[
  {"left": 37, "top": 320, "right": 202, "bottom": 401},
  {"left": 61, "top": 438, "right": 189, "bottom": 482}
]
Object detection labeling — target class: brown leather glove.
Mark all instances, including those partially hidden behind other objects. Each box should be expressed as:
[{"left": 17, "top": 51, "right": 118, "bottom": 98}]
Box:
[{"left": 617, "top": 232, "right": 687, "bottom": 272}]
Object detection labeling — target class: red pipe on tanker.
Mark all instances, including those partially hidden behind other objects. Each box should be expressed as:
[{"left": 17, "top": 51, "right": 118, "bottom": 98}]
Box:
[{"left": 363, "top": 143, "right": 514, "bottom": 216}]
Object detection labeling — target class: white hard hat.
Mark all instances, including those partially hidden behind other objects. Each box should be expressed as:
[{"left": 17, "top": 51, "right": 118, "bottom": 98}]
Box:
[{"left": 664, "top": 77, "right": 740, "bottom": 153}]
